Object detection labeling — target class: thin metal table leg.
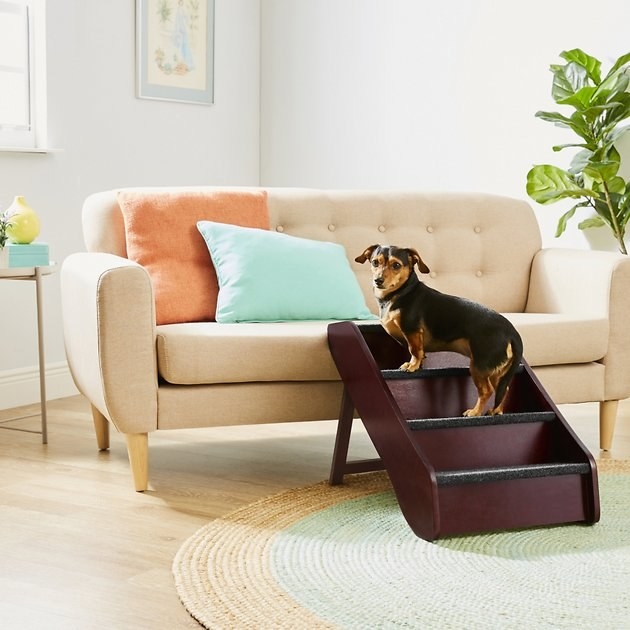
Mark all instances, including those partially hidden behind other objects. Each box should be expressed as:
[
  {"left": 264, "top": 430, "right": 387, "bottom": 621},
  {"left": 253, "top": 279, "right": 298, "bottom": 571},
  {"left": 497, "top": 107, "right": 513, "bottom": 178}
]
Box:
[{"left": 35, "top": 267, "right": 48, "bottom": 444}]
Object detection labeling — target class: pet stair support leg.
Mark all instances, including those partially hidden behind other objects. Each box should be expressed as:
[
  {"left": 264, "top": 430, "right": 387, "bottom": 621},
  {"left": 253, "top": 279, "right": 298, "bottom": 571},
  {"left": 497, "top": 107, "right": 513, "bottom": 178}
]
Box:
[
  {"left": 91, "top": 405, "right": 110, "bottom": 451},
  {"left": 599, "top": 400, "right": 618, "bottom": 451},
  {"left": 125, "top": 432, "right": 149, "bottom": 492},
  {"left": 329, "top": 389, "right": 354, "bottom": 485},
  {"left": 329, "top": 388, "right": 384, "bottom": 485}
]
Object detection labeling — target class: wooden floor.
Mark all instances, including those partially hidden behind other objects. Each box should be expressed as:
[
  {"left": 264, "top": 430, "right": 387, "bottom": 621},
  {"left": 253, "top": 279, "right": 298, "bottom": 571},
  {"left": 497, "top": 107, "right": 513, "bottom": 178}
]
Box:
[{"left": 1, "top": 395, "right": 629, "bottom": 630}]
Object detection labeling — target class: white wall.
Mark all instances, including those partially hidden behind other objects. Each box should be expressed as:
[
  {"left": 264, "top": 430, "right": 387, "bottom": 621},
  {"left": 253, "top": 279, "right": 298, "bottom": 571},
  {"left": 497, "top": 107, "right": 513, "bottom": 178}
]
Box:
[
  {"left": 260, "top": 0, "right": 630, "bottom": 249},
  {"left": 0, "top": 0, "right": 261, "bottom": 408},
  {"left": 3, "top": 0, "right": 630, "bottom": 409}
]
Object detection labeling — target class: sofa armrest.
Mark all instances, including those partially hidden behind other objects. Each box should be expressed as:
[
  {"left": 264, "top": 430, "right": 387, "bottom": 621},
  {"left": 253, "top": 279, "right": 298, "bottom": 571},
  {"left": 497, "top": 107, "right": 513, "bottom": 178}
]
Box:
[
  {"left": 61, "top": 252, "right": 158, "bottom": 433},
  {"left": 526, "top": 248, "right": 630, "bottom": 400}
]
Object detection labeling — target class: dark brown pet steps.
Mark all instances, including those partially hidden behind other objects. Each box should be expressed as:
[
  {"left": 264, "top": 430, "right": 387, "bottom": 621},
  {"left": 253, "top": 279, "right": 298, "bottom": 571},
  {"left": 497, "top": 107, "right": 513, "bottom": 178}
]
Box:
[{"left": 327, "top": 321, "right": 600, "bottom": 541}]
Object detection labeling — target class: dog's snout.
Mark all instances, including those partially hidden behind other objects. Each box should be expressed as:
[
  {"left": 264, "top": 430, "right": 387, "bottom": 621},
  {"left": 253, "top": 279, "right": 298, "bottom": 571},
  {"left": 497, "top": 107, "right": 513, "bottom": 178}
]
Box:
[{"left": 374, "top": 277, "right": 384, "bottom": 287}]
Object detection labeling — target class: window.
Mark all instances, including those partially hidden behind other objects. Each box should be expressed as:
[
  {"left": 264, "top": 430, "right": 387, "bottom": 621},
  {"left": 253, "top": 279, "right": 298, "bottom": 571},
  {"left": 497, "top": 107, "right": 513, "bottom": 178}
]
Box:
[{"left": 0, "top": 0, "right": 45, "bottom": 150}]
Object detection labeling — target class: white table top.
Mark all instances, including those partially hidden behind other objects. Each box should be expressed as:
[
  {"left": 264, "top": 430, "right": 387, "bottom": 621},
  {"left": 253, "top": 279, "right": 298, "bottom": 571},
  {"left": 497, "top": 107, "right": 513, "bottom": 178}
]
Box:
[{"left": 0, "top": 263, "right": 57, "bottom": 279}]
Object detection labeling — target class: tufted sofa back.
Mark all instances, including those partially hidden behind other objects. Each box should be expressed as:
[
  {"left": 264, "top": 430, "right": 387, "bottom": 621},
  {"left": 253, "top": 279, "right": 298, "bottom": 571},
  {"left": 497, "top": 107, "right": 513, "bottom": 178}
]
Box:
[{"left": 82, "top": 187, "right": 541, "bottom": 314}]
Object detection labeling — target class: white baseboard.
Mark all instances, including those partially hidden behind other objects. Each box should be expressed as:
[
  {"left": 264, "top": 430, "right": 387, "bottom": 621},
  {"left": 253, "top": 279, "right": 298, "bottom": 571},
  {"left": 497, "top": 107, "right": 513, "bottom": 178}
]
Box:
[{"left": 0, "top": 361, "right": 79, "bottom": 410}]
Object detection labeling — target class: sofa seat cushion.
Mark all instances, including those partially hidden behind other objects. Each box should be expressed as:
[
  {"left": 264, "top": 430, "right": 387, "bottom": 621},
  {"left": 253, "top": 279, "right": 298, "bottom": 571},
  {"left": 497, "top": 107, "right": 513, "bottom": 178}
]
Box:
[
  {"left": 156, "top": 315, "right": 608, "bottom": 386},
  {"left": 156, "top": 321, "right": 349, "bottom": 384},
  {"left": 505, "top": 313, "right": 608, "bottom": 367}
]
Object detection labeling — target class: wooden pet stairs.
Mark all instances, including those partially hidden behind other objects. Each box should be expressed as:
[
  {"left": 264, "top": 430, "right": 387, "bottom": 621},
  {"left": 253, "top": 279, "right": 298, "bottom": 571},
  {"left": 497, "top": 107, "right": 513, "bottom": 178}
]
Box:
[{"left": 327, "top": 321, "right": 600, "bottom": 541}]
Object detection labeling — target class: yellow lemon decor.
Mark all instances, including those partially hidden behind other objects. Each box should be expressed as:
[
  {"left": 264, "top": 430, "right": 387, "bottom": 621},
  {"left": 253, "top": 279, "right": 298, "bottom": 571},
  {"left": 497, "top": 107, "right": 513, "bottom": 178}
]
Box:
[{"left": 6, "top": 195, "right": 40, "bottom": 244}]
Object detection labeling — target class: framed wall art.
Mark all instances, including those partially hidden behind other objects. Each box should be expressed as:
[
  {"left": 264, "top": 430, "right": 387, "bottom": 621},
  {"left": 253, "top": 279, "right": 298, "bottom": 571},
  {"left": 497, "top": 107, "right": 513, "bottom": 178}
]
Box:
[{"left": 136, "top": 0, "right": 215, "bottom": 105}]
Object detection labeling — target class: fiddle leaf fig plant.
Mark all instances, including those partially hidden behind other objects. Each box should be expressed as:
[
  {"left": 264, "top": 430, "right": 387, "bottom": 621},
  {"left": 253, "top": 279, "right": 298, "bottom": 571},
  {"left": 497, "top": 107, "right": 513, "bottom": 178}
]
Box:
[{"left": 526, "top": 49, "right": 630, "bottom": 254}]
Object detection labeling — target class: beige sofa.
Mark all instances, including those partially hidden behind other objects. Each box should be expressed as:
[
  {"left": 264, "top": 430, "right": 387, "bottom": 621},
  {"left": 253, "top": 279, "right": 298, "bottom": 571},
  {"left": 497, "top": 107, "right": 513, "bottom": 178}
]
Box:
[{"left": 61, "top": 187, "right": 630, "bottom": 491}]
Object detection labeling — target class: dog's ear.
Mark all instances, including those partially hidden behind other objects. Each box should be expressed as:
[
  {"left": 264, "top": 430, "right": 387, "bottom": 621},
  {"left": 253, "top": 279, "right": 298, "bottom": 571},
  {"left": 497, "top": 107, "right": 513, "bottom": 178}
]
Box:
[
  {"left": 355, "top": 245, "right": 379, "bottom": 264},
  {"left": 408, "top": 249, "right": 430, "bottom": 274}
]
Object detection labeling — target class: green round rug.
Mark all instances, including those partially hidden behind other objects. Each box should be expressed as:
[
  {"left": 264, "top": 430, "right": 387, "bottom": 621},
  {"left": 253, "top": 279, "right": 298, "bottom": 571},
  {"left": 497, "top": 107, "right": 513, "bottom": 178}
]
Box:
[{"left": 173, "top": 460, "right": 630, "bottom": 629}]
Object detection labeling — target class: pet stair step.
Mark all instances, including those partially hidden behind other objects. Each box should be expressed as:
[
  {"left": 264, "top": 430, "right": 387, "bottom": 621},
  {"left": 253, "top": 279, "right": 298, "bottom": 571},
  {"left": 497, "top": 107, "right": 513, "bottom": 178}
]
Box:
[
  {"left": 407, "top": 411, "right": 557, "bottom": 430},
  {"left": 435, "top": 462, "right": 591, "bottom": 487},
  {"left": 381, "top": 364, "right": 525, "bottom": 381},
  {"left": 381, "top": 367, "right": 470, "bottom": 380}
]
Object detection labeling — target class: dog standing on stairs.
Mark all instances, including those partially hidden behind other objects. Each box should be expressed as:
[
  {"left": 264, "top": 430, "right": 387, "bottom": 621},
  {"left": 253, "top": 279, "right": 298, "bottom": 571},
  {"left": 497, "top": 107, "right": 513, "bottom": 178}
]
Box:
[{"left": 355, "top": 244, "right": 523, "bottom": 416}]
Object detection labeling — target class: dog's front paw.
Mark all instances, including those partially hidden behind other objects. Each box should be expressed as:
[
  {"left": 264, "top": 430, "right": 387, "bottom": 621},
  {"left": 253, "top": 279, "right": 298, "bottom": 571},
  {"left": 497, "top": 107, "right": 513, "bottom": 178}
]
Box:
[
  {"left": 399, "top": 361, "right": 421, "bottom": 372},
  {"left": 463, "top": 407, "right": 483, "bottom": 417}
]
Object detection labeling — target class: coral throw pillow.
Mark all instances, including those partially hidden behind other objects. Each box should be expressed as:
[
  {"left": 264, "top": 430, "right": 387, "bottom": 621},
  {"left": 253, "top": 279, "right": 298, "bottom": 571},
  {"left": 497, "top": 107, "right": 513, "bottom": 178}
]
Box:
[{"left": 118, "top": 190, "right": 269, "bottom": 324}]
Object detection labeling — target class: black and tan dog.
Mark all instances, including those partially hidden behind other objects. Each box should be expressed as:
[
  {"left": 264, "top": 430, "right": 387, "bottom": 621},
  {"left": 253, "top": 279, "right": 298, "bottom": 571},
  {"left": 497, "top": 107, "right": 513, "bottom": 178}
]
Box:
[{"left": 355, "top": 244, "right": 523, "bottom": 416}]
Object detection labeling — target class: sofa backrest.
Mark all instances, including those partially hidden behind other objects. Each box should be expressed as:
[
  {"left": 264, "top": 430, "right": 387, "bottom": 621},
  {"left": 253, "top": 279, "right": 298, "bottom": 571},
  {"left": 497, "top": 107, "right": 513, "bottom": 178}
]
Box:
[{"left": 82, "top": 187, "right": 541, "bottom": 313}]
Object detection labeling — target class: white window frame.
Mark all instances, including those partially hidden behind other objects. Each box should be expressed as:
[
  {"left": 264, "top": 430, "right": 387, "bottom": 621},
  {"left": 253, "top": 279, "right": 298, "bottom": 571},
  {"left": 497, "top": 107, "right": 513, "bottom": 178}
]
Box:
[{"left": 0, "top": 0, "right": 46, "bottom": 151}]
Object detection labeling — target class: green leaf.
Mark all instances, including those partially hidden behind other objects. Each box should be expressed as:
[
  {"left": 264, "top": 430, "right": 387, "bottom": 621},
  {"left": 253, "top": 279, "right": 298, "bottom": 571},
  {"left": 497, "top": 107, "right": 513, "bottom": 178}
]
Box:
[
  {"left": 569, "top": 149, "right": 593, "bottom": 174},
  {"left": 608, "top": 144, "right": 621, "bottom": 164},
  {"left": 605, "top": 51, "right": 630, "bottom": 79},
  {"left": 552, "top": 142, "right": 586, "bottom": 152},
  {"left": 551, "top": 62, "right": 589, "bottom": 102},
  {"left": 583, "top": 160, "right": 620, "bottom": 182},
  {"left": 551, "top": 62, "right": 588, "bottom": 103},
  {"left": 593, "top": 72, "right": 630, "bottom": 108},
  {"left": 581, "top": 102, "right": 626, "bottom": 121},
  {"left": 578, "top": 216, "right": 606, "bottom": 230},
  {"left": 610, "top": 72, "right": 629, "bottom": 97},
  {"left": 535, "top": 110, "right": 573, "bottom": 126},
  {"left": 556, "top": 206, "right": 577, "bottom": 236},
  {"left": 607, "top": 176, "right": 627, "bottom": 195},
  {"left": 526, "top": 165, "right": 594, "bottom": 204},
  {"left": 601, "top": 93, "right": 630, "bottom": 128},
  {"left": 535, "top": 110, "right": 593, "bottom": 143},
  {"left": 568, "top": 111, "right": 596, "bottom": 143},
  {"left": 590, "top": 199, "right": 624, "bottom": 236},
  {"left": 557, "top": 86, "right": 597, "bottom": 110},
  {"left": 588, "top": 145, "right": 620, "bottom": 165},
  {"left": 560, "top": 49, "right": 602, "bottom": 83}
]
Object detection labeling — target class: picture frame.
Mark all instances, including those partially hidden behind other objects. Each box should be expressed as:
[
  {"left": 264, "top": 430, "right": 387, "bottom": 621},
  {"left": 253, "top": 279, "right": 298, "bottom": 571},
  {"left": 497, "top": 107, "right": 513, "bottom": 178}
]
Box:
[{"left": 136, "top": 0, "right": 214, "bottom": 105}]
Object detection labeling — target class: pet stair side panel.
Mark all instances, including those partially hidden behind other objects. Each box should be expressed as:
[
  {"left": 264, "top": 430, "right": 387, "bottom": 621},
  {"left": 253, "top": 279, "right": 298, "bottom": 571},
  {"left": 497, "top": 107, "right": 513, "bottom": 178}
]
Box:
[{"left": 327, "top": 321, "right": 443, "bottom": 540}]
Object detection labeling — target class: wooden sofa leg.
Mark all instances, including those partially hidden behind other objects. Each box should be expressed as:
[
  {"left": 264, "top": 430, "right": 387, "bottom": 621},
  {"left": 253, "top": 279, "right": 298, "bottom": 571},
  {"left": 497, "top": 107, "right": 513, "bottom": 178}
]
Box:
[
  {"left": 599, "top": 400, "right": 619, "bottom": 451},
  {"left": 91, "top": 405, "right": 110, "bottom": 451},
  {"left": 125, "top": 433, "right": 149, "bottom": 492}
]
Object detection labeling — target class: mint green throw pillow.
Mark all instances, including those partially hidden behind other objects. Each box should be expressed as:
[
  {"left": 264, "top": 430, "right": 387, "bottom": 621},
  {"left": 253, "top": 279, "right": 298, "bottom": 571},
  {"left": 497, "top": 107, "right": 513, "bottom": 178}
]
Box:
[{"left": 197, "top": 221, "right": 377, "bottom": 323}]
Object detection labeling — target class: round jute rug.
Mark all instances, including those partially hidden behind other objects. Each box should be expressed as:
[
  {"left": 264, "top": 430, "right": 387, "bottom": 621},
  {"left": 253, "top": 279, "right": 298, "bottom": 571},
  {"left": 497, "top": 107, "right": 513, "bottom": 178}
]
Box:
[{"left": 173, "top": 459, "right": 630, "bottom": 629}]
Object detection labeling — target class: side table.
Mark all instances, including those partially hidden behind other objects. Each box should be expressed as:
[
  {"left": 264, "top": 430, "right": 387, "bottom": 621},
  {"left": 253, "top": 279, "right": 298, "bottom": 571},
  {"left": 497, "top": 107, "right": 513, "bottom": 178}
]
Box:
[{"left": 0, "top": 263, "right": 57, "bottom": 443}]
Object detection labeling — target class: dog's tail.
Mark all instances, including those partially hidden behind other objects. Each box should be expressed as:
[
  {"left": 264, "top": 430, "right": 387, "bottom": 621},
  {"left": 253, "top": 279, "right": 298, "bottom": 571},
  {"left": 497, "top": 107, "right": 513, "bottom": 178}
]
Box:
[{"left": 493, "top": 333, "right": 524, "bottom": 413}]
